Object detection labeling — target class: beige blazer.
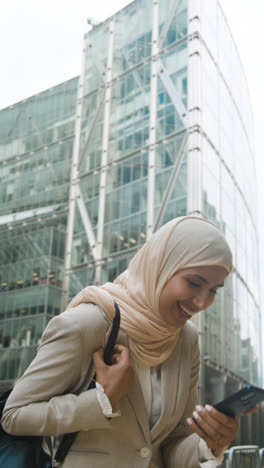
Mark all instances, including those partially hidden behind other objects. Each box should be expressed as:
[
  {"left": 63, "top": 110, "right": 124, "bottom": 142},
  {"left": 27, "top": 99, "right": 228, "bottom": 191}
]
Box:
[{"left": 2, "top": 303, "right": 207, "bottom": 468}]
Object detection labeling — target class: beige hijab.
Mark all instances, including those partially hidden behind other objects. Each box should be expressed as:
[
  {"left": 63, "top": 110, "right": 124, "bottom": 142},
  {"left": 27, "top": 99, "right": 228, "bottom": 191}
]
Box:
[{"left": 68, "top": 216, "right": 232, "bottom": 366}]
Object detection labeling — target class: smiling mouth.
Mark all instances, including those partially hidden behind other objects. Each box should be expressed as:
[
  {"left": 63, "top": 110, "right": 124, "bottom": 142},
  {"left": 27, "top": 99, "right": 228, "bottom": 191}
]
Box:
[{"left": 178, "top": 302, "right": 192, "bottom": 319}]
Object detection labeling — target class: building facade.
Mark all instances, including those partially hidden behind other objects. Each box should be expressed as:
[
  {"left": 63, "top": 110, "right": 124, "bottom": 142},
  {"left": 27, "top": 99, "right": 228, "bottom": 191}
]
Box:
[
  {"left": 0, "top": 78, "right": 78, "bottom": 387},
  {"left": 0, "top": 0, "right": 262, "bottom": 444}
]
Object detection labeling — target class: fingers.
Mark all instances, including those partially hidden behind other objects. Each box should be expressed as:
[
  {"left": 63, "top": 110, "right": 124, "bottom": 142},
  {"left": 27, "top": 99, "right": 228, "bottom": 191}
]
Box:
[
  {"left": 112, "top": 344, "right": 130, "bottom": 357},
  {"left": 93, "top": 344, "right": 134, "bottom": 407},
  {"left": 187, "top": 404, "right": 239, "bottom": 451},
  {"left": 242, "top": 404, "right": 258, "bottom": 416},
  {"left": 93, "top": 348, "right": 105, "bottom": 367},
  {"left": 111, "top": 344, "right": 130, "bottom": 365},
  {"left": 113, "top": 344, "right": 127, "bottom": 353},
  {"left": 93, "top": 345, "right": 131, "bottom": 369}
]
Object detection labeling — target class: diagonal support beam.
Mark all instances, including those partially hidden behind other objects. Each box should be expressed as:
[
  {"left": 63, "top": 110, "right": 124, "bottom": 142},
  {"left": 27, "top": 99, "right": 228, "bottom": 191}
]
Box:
[
  {"left": 159, "top": 0, "right": 182, "bottom": 48},
  {"left": 63, "top": 38, "right": 87, "bottom": 309},
  {"left": 78, "top": 91, "right": 105, "bottom": 170},
  {"left": 154, "top": 132, "right": 187, "bottom": 231},
  {"left": 157, "top": 58, "right": 187, "bottom": 127},
  {"left": 75, "top": 184, "right": 98, "bottom": 260},
  {"left": 121, "top": 50, "right": 147, "bottom": 98}
]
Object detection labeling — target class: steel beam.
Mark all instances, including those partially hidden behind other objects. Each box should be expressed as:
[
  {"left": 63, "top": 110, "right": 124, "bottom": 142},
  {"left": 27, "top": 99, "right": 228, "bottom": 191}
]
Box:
[
  {"left": 147, "top": 0, "right": 159, "bottom": 240},
  {"left": 187, "top": 13, "right": 202, "bottom": 215},
  {"left": 62, "top": 37, "right": 88, "bottom": 309},
  {"left": 77, "top": 91, "right": 105, "bottom": 171},
  {"left": 159, "top": 0, "right": 182, "bottom": 49},
  {"left": 157, "top": 58, "right": 187, "bottom": 127},
  {"left": 96, "top": 18, "right": 115, "bottom": 283},
  {"left": 188, "top": 0, "right": 203, "bottom": 404},
  {"left": 75, "top": 184, "right": 98, "bottom": 260},
  {"left": 154, "top": 132, "right": 187, "bottom": 231}
]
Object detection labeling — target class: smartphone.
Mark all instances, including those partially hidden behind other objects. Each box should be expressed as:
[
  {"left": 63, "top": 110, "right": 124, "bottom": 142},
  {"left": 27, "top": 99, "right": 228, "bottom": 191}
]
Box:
[{"left": 213, "top": 385, "right": 264, "bottom": 418}]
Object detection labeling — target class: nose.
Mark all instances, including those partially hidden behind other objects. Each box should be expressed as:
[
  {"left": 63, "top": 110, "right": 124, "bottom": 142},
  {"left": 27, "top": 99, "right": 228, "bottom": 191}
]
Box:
[{"left": 192, "top": 291, "right": 210, "bottom": 310}]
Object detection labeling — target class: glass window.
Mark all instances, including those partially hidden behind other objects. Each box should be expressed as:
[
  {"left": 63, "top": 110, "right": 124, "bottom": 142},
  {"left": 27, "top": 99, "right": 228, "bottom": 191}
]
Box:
[{"left": 112, "top": 0, "right": 153, "bottom": 77}]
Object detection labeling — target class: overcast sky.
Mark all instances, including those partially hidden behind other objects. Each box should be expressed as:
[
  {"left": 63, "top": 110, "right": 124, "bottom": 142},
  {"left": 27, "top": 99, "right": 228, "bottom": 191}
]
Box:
[{"left": 0, "top": 0, "right": 263, "bottom": 213}]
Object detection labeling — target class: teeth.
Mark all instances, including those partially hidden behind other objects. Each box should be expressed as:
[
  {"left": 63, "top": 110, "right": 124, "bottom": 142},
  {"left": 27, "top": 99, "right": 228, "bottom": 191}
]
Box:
[{"left": 179, "top": 303, "right": 192, "bottom": 317}]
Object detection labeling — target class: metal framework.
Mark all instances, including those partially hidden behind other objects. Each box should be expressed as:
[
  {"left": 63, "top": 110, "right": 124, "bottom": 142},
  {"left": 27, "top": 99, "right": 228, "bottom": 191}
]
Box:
[
  {"left": 96, "top": 18, "right": 115, "bottom": 283},
  {"left": 63, "top": 0, "right": 191, "bottom": 301},
  {"left": 147, "top": 0, "right": 159, "bottom": 239},
  {"left": 159, "top": 0, "right": 183, "bottom": 49},
  {"left": 63, "top": 0, "right": 192, "bottom": 307},
  {"left": 157, "top": 59, "right": 187, "bottom": 127},
  {"left": 63, "top": 18, "right": 115, "bottom": 304},
  {"left": 77, "top": 92, "right": 105, "bottom": 171},
  {"left": 62, "top": 37, "right": 87, "bottom": 309},
  {"left": 75, "top": 184, "right": 98, "bottom": 260},
  {"left": 187, "top": 4, "right": 202, "bottom": 216},
  {"left": 154, "top": 132, "right": 187, "bottom": 231}
]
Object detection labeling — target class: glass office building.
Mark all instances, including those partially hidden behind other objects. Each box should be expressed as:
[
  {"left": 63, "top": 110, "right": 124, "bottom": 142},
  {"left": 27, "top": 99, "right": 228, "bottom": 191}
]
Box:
[
  {"left": 0, "top": 78, "right": 78, "bottom": 388},
  {"left": 0, "top": 0, "right": 262, "bottom": 444}
]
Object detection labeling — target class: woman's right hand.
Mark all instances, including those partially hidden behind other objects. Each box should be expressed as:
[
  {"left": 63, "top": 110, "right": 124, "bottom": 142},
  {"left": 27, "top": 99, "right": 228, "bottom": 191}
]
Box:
[{"left": 93, "top": 344, "right": 134, "bottom": 407}]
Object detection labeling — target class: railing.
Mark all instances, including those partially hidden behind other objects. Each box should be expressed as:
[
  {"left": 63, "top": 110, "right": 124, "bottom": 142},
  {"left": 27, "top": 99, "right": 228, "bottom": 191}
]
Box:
[
  {"left": 220, "top": 446, "right": 263, "bottom": 468},
  {"left": 260, "top": 448, "right": 264, "bottom": 468}
]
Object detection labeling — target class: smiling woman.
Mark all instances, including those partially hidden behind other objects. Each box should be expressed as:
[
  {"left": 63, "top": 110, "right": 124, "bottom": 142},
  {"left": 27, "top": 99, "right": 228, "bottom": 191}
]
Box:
[
  {"left": 158, "top": 265, "right": 228, "bottom": 327},
  {"left": 3, "top": 216, "right": 253, "bottom": 468}
]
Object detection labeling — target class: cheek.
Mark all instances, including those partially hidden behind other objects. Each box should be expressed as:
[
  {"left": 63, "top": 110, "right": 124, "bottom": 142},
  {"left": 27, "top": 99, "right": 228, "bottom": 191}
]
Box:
[
  {"left": 159, "top": 277, "right": 189, "bottom": 307},
  {"left": 207, "top": 294, "right": 216, "bottom": 307}
]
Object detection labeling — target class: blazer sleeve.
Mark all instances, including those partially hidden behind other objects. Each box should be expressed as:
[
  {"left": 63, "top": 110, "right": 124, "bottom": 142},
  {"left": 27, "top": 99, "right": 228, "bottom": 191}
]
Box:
[
  {"left": 1, "top": 304, "right": 114, "bottom": 437},
  {"left": 161, "top": 327, "right": 202, "bottom": 468}
]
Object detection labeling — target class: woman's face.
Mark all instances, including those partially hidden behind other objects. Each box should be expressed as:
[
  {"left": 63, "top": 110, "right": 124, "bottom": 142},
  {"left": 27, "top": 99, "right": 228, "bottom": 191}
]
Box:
[{"left": 158, "top": 265, "right": 229, "bottom": 328}]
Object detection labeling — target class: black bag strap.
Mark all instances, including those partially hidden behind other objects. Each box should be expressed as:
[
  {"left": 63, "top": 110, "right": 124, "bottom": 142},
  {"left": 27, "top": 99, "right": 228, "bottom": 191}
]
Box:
[
  {"left": 103, "top": 301, "right": 120, "bottom": 365},
  {"left": 54, "top": 301, "right": 120, "bottom": 464},
  {"left": 0, "top": 389, "right": 13, "bottom": 436}
]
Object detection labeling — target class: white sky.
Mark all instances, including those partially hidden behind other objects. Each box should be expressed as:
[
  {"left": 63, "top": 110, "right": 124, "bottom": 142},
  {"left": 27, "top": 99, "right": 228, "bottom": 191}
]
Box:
[{"left": 1, "top": 0, "right": 263, "bottom": 248}]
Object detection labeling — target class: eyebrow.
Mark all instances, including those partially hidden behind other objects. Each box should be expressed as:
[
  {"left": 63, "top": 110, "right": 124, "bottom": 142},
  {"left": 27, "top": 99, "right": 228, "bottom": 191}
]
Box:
[{"left": 188, "top": 274, "right": 224, "bottom": 288}]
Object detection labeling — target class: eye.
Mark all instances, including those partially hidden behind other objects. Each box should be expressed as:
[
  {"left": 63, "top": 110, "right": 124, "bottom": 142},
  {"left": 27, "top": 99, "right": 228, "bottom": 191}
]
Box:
[
  {"left": 187, "top": 279, "right": 200, "bottom": 288},
  {"left": 210, "top": 288, "right": 217, "bottom": 295}
]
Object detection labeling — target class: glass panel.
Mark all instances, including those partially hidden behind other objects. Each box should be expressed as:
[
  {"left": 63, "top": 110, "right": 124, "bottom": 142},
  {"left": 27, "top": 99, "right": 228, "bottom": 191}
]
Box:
[
  {"left": 79, "top": 95, "right": 104, "bottom": 175},
  {"left": 68, "top": 267, "right": 95, "bottom": 300},
  {"left": 83, "top": 22, "right": 109, "bottom": 95},
  {"left": 0, "top": 80, "right": 76, "bottom": 385},
  {"left": 154, "top": 139, "right": 187, "bottom": 225},
  {"left": 159, "top": 0, "right": 187, "bottom": 51},
  {"left": 112, "top": 0, "right": 153, "bottom": 78},
  {"left": 108, "top": 63, "right": 151, "bottom": 163},
  {"left": 202, "top": 138, "right": 220, "bottom": 225},
  {"left": 101, "top": 254, "right": 134, "bottom": 283},
  {"left": 157, "top": 43, "right": 187, "bottom": 140}
]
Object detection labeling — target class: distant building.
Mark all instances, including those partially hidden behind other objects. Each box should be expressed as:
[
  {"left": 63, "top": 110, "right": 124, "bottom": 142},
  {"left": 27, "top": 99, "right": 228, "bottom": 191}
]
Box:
[
  {"left": 0, "top": 78, "right": 78, "bottom": 386},
  {"left": 0, "top": 0, "right": 262, "bottom": 444}
]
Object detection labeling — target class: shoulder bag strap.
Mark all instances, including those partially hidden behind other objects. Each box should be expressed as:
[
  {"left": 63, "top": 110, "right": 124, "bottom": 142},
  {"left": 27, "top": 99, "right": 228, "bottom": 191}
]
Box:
[{"left": 54, "top": 302, "right": 121, "bottom": 465}]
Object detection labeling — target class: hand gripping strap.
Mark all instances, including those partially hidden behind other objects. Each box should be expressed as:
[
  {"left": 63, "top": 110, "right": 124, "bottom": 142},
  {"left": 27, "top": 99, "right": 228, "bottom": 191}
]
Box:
[{"left": 54, "top": 302, "right": 121, "bottom": 464}]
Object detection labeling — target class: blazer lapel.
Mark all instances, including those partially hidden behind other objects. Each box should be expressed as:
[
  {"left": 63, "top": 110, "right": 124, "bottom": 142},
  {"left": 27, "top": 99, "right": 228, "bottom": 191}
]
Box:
[
  {"left": 151, "top": 330, "right": 186, "bottom": 442},
  {"left": 126, "top": 372, "right": 152, "bottom": 445},
  {"left": 118, "top": 331, "right": 151, "bottom": 445}
]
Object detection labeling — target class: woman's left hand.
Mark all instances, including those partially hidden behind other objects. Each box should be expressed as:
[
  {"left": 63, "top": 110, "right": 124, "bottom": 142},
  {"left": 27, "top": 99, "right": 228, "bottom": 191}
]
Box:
[{"left": 186, "top": 404, "right": 239, "bottom": 452}]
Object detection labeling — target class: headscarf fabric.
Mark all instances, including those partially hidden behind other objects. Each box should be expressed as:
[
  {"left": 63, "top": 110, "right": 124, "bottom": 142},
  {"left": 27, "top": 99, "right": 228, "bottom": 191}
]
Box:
[{"left": 67, "top": 216, "right": 232, "bottom": 366}]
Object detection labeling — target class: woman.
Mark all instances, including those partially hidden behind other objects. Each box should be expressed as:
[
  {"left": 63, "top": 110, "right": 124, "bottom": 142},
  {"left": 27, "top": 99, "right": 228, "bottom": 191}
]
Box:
[{"left": 1, "top": 216, "right": 247, "bottom": 467}]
